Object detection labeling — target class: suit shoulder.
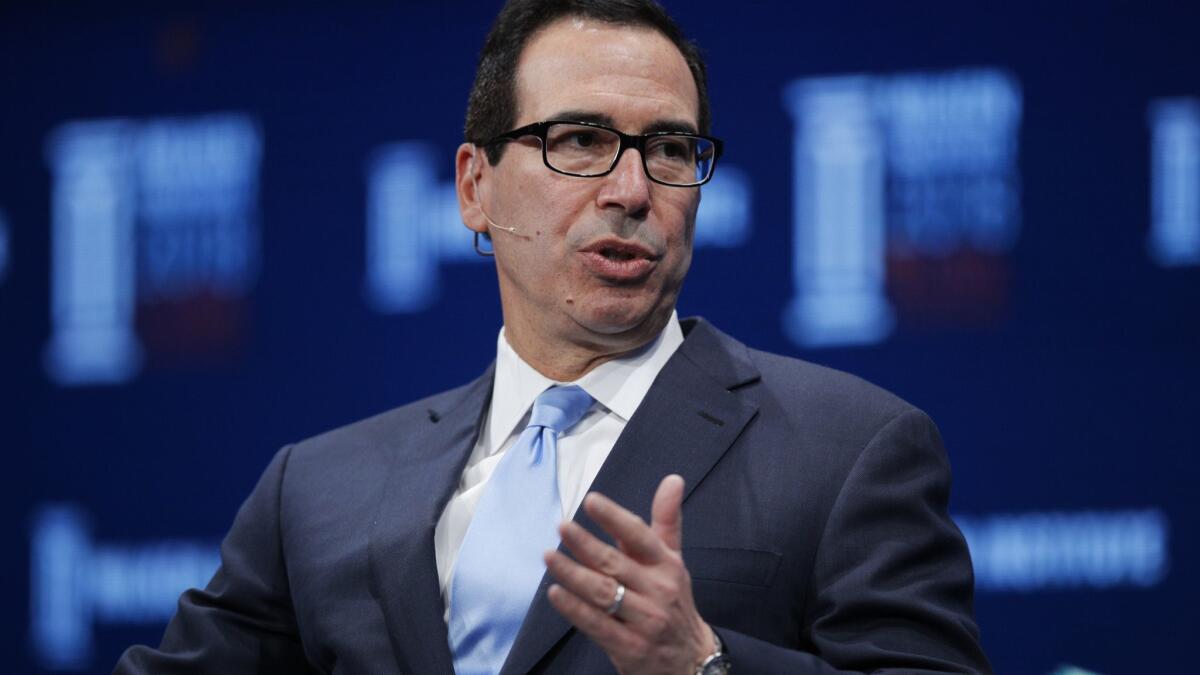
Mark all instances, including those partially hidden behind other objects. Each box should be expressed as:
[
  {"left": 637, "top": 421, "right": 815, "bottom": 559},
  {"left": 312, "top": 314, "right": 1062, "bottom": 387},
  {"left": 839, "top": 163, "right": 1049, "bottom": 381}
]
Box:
[
  {"left": 744, "top": 347, "right": 920, "bottom": 435},
  {"left": 287, "top": 376, "right": 486, "bottom": 463},
  {"left": 682, "top": 318, "right": 919, "bottom": 432}
]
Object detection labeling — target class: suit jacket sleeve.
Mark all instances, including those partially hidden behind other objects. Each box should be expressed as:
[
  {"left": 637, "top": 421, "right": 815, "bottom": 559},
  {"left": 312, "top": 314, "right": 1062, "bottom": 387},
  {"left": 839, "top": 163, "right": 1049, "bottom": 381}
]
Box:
[
  {"left": 113, "top": 445, "right": 316, "bottom": 674},
  {"left": 716, "top": 408, "right": 991, "bottom": 674}
]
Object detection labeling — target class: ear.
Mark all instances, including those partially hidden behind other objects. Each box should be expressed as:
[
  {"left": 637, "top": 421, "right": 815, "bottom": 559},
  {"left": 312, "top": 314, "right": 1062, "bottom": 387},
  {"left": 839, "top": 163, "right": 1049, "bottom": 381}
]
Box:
[{"left": 455, "top": 143, "right": 489, "bottom": 235}]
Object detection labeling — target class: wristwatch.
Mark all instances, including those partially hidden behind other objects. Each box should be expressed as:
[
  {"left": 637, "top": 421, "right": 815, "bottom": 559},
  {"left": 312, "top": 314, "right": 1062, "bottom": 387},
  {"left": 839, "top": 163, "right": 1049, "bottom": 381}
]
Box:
[{"left": 694, "top": 627, "right": 731, "bottom": 674}]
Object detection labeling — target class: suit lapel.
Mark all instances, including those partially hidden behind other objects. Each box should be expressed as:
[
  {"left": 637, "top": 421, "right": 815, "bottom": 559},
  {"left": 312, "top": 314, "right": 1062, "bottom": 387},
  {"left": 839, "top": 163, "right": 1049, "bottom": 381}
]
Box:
[
  {"left": 368, "top": 368, "right": 493, "bottom": 675},
  {"left": 501, "top": 319, "right": 761, "bottom": 675}
]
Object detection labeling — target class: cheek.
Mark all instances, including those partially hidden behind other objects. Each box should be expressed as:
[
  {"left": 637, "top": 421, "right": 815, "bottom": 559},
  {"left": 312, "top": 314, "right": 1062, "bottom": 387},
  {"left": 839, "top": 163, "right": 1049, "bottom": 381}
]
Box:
[
  {"left": 662, "top": 200, "right": 698, "bottom": 267},
  {"left": 527, "top": 187, "right": 597, "bottom": 242},
  {"left": 666, "top": 246, "right": 693, "bottom": 288}
]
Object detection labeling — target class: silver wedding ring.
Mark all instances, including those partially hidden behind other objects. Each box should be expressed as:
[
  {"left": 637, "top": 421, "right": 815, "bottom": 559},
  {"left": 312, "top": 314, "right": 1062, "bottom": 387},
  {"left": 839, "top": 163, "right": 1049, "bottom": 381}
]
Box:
[{"left": 605, "top": 582, "right": 626, "bottom": 616}]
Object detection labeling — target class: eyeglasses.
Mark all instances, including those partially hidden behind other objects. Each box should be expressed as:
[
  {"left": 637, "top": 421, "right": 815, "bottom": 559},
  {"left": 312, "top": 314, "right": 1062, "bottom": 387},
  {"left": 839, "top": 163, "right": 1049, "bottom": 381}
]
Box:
[{"left": 481, "top": 120, "right": 723, "bottom": 187}]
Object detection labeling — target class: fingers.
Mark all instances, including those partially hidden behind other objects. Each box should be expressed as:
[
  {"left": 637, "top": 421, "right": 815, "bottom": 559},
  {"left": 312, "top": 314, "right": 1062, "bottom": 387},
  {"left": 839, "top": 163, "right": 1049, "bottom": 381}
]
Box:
[
  {"left": 543, "top": 550, "right": 652, "bottom": 623},
  {"left": 651, "top": 474, "right": 685, "bottom": 552},
  {"left": 558, "top": 520, "right": 652, "bottom": 592},
  {"left": 546, "top": 582, "right": 642, "bottom": 656},
  {"left": 581, "top": 491, "right": 666, "bottom": 564}
]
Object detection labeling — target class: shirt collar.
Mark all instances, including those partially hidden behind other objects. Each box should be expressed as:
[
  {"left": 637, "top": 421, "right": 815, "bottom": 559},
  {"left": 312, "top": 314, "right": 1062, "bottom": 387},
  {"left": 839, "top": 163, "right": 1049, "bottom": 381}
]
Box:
[{"left": 487, "top": 311, "right": 684, "bottom": 452}]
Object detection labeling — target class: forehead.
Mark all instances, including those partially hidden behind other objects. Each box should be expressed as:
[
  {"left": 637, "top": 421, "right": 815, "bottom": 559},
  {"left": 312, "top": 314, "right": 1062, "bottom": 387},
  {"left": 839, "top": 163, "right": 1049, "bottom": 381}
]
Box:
[{"left": 513, "top": 18, "right": 700, "bottom": 132}]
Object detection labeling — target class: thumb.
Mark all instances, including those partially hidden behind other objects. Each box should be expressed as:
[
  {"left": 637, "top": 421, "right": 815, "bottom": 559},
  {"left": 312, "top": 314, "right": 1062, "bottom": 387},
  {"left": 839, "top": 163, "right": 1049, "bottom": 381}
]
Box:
[{"left": 650, "top": 474, "right": 685, "bottom": 552}]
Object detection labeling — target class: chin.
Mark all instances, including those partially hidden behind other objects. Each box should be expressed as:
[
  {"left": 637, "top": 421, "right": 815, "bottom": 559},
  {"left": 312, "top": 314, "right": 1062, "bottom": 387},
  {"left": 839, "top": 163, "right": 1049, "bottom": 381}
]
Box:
[{"left": 573, "top": 298, "right": 669, "bottom": 340}]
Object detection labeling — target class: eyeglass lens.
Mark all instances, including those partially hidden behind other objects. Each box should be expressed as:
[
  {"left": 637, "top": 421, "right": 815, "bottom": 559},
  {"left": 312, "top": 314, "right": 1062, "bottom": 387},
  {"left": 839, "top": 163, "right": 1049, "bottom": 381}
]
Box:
[{"left": 543, "top": 123, "right": 715, "bottom": 185}]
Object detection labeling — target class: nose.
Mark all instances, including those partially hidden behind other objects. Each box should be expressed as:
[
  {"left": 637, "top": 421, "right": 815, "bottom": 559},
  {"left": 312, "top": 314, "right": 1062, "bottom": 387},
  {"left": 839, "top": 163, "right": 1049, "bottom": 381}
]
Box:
[{"left": 595, "top": 147, "right": 651, "bottom": 220}]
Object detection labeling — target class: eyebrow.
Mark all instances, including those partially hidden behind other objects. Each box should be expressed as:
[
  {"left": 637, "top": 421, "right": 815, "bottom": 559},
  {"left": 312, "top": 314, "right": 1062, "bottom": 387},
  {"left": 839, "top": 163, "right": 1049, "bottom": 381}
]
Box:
[{"left": 547, "top": 110, "right": 699, "bottom": 135}]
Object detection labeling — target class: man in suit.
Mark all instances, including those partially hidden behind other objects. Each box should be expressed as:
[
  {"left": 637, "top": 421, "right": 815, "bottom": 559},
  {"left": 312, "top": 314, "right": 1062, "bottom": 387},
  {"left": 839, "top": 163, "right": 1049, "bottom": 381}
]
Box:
[{"left": 117, "top": 0, "right": 990, "bottom": 673}]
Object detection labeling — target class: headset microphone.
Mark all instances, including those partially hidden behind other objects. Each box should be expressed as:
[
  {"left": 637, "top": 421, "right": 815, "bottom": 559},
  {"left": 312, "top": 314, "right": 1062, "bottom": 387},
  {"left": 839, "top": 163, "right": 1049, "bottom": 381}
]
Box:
[
  {"left": 471, "top": 148, "right": 520, "bottom": 235},
  {"left": 478, "top": 201, "right": 519, "bottom": 235}
]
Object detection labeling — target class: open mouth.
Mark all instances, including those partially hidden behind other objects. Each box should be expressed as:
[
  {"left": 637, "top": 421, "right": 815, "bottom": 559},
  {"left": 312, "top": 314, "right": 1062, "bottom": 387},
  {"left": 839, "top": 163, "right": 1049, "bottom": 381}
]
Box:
[
  {"left": 580, "top": 239, "right": 659, "bottom": 280},
  {"left": 598, "top": 246, "right": 641, "bottom": 261},
  {"left": 582, "top": 238, "right": 658, "bottom": 261}
]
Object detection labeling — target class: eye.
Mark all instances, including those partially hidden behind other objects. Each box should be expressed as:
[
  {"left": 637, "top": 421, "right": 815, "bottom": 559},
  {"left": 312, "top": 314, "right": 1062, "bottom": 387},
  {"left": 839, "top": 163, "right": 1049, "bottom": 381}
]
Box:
[
  {"left": 647, "top": 136, "right": 693, "bottom": 162},
  {"left": 546, "top": 125, "right": 611, "bottom": 154},
  {"left": 568, "top": 131, "right": 597, "bottom": 147}
]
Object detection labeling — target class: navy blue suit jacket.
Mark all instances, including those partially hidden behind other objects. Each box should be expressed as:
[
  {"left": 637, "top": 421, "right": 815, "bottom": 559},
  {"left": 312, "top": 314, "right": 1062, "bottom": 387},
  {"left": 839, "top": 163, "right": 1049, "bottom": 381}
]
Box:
[{"left": 116, "top": 318, "right": 990, "bottom": 674}]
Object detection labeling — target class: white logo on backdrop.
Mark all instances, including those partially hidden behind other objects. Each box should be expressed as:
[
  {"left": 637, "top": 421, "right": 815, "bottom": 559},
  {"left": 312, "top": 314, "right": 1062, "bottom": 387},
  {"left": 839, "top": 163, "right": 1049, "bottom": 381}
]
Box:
[
  {"left": 1148, "top": 98, "right": 1200, "bottom": 267},
  {"left": 43, "top": 114, "right": 262, "bottom": 386},
  {"left": 29, "top": 505, "right": 219, "bottom": 669},
  {"left": 957, "top": 509, "right": 1169, "bottom": 592},
  {"left": 782, "top": 69, "right": 1022, "bottom": 347}
]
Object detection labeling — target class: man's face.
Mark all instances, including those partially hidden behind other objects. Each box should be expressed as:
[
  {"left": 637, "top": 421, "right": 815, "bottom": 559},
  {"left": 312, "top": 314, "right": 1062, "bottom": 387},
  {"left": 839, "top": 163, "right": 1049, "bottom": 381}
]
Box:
[{"left": 461, "top": 18, "right": 701, "bottom": 359}]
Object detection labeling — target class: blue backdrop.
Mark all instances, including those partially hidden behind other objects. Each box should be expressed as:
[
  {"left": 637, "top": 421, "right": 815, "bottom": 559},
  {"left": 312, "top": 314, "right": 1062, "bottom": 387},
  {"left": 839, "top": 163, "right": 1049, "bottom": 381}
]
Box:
[{"left": 3, "top": 1, "right": 1198, "bottom": 672}]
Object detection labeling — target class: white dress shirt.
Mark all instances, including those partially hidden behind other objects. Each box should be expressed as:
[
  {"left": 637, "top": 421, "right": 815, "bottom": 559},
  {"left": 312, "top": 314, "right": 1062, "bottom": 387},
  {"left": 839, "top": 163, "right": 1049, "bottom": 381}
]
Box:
[{"left": 433, "top": 313, "right": 684, "bottom": 608}]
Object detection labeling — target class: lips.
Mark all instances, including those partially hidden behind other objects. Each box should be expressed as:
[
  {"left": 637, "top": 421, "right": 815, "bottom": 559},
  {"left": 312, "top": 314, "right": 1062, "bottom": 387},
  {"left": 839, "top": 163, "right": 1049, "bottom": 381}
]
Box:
[{"left": 579, "top": 238, "right": 659, "bottom": 282}]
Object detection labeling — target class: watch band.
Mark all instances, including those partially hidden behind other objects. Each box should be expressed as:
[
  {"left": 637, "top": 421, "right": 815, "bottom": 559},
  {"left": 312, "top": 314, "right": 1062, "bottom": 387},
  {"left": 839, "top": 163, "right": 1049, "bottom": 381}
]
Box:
[{"left": 694, "top": 627, "right": 731, "bottom": 675}]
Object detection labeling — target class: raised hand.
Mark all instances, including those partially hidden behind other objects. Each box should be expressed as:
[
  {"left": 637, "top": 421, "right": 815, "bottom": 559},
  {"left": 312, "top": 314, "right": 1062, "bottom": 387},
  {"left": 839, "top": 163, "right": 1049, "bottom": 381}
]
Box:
[{"left": 544, "top": 474, "right": 714, "bottom": 675}]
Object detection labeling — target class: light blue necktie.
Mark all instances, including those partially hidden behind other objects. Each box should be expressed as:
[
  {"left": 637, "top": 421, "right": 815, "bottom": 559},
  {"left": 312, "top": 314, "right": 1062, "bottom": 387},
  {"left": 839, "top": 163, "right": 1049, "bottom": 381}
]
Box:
[{"left": 448, "top": 385, "right": 594, "bottom": 675}]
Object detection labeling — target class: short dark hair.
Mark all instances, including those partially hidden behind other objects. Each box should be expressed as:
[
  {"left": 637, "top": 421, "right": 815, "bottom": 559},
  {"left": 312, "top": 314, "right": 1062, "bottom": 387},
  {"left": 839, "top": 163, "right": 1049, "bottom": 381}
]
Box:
[{"left": 465, "top": 0, "right": 710, "bottom": 165}]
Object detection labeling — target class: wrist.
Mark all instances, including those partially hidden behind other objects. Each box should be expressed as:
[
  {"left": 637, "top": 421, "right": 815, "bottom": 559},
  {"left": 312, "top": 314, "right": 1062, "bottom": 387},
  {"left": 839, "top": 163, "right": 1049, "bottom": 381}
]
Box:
[{"left": 694, "top": 625, "right": 730, "bottom": 675}]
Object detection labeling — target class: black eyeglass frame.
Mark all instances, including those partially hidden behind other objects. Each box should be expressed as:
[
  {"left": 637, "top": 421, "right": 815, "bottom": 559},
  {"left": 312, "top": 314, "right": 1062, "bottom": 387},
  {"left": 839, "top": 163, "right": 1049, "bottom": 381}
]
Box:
[{"left": 481, "top": 120, "right": 724, "bottom": 188}]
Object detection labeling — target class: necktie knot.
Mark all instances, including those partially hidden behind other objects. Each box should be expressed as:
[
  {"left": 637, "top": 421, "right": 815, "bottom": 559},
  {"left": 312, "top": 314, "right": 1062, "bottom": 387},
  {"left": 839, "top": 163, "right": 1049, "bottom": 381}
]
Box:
[{"left": 528, "top": 385, "right": 593, "bottom": 434}]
